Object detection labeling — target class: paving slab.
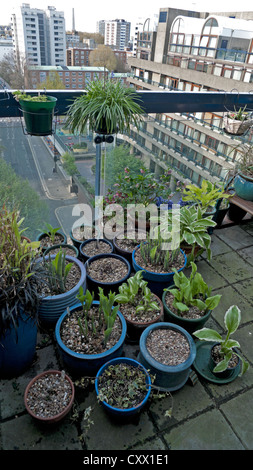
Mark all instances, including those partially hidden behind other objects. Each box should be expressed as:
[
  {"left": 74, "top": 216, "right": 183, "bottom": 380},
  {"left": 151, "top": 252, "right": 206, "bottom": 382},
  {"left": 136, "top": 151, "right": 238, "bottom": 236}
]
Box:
[
  {"left": 215, "top": 225, "right": 253, "bottom": 250},
  {"left": 220, "top": 388, "right": 253, "bottom": 450},
  {"left": 212, "top": 284, "right": 253, "bottom": 326},
  {"left": 163, "top": 409, "right": 245, "bottom": 450},
  {"left": 209, "top": 252, "right": 253, "bottom": 284}
]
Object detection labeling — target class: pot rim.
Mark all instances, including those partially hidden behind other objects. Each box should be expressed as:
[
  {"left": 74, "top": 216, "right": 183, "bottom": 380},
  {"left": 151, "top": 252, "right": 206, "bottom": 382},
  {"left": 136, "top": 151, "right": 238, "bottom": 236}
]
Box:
[
  {"left": 24, "top": 369, "right": 74, "bottom": 422},
  {"left": 139, "top": 322, "right": 196, "bottom": 372},
  {"left": 132, "top": 246, "right": 187, "bottom": 277},
  {"left": 95, "top": 357, "right": 152, "bottom": 413},
  {"left": 162, "top": 288, "right": 212, "bottom": 324}
]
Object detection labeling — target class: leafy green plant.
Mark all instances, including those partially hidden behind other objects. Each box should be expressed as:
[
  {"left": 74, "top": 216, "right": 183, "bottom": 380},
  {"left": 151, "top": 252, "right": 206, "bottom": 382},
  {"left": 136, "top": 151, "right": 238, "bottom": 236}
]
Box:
[
  {"left": 41, "top": 222, "right": 61, "bottom": 244},
  {"left": 13, "top": 90, "right": 50, "bottom": 102},
  {"left": 76, "top": 287, "right": 95, "bottom": 337},
  {"left": 164, "top": 262, "right": 221, "bottom": 317},
  {"left": 98, "top": 288, "right": 118, "bottom": 346},
  {"left": 182, "top": 179, "right": 230, "bottom": 213},
  {"left": 194, "top": 305, "right": 249, "bottom": 376},
  {"left": 115, "top": 270, "right": 160, "bottom": 316},
  {"left": 65, "top": 78, "right": 144, "bottom": 135},
  {"left": 160, "top": 205, "right": 216, "bottom": 264},
  {"left": 46, "top": 248, "right": 73, "bottom": 295},
  {"left": 227, "top": 105, "right": 250, "bottom": 121},
  {"left": 139, "top": 230, "right": 182, "bottom": 272},
  {"left": 0, "top": 205, "right": 42, "bottom": 334}
]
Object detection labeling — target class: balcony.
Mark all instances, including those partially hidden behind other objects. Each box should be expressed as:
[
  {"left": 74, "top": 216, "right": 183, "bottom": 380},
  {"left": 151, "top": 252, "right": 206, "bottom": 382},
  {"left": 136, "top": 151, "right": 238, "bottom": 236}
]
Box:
[{"left": 0, "top": 88, "right": 253, "bottom": 453}]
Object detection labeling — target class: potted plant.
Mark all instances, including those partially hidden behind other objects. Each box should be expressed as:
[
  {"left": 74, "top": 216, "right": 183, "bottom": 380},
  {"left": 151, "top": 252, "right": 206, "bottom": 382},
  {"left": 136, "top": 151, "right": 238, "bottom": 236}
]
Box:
[
  {"left": 13, "top": 90, "right": 57, "bottom": 136},
  {"left": 55, "top": 287, "right": 127, "bottom": 376},
  {"left": 85, "top": 253, "right": 131, "bottom": 298},
  {"left": 132, "top": 230, "right": 187, "bottom": 298},
  {"left": 212, "top": 196, "right": 231, "bottom": 228},
  {"left": 79, "top": 238, "right": 113, "bottom": 263},
  {"left": 230, "top": 143, "right": 253, "bottom": 201},
  {"left": 182, "top": 179, "right": 230, "bottom": 217},
  {"left": 114, "top": 270, "right": 164, "bottom": 342},
  {"left": 95, "top": 357, "right": 152, "bottom": 417},
  {"left": 162, "top": 262, "right": 221, "bottom": 333},
  {"left": 223, "top": 106, "right": 253, "bottom": 136},
  {"left": 36, "top": 248, "right": 86, "bottom": 326},
  {"left": 37, "top": 223, "right": 67, "bottom": 252},
  {"left": 70, "top": 224, "right": 99, "bottom": 251},
  {"left": 24, "top": 369, "right": 75, "bottom": 424},
  {"left": 193, "top": 305, "right": 249, "bottom": 382},
  {"left": 44, "top": 243, "right": 78, "bottom": 258},
  {"left": 160, "top": 205, "right": 217, "bottom": 266},
  {"left": 65, "top": 78, "right": 144, "bottom": 136},
  {"left": 138, "top": 322, "right": 196, "bottom": 392},
  {"left": 0, "top": 206, "right": 42, "bottom": 377},
  {"left": 112, "top": 229, "right": 146, "bottom": 265}
]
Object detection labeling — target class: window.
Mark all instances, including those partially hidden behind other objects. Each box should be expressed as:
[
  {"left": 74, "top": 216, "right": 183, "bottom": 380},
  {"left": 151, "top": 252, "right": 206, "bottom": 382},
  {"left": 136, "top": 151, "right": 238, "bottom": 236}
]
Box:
[{"left": 159, "top": 11, "right": 167, "bottom": 23}]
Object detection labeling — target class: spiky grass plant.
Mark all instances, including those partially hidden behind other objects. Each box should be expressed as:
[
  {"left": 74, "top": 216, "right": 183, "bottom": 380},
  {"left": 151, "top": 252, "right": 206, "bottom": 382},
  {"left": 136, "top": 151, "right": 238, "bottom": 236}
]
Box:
[{"left": 65, "top": 79, "right": 144, "bottom": 135}]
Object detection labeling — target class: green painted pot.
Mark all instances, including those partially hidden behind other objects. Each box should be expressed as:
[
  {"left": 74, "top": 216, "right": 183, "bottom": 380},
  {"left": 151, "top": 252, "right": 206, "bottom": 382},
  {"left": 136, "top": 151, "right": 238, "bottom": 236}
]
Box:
[
  {"left": 162, "top": 289, "right": 212, "bottom": 334},
  {"left": 19, "top": 96, "right": 57, "bottom": 136}
]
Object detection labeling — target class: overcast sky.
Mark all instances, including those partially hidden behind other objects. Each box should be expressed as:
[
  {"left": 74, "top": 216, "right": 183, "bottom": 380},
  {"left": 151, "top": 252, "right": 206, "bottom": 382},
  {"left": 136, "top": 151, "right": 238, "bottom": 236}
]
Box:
[{"left": 1, "top": 0, "right": 253, "bottom": 33}]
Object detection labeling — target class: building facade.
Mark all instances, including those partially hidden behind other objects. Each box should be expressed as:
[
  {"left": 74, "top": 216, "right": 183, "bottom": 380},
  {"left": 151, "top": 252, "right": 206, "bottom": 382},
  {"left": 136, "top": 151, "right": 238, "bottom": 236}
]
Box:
[
  {"left": 100, "top": 19, "right": 131, "bottom": 51},
  {"left": 29, "top": 65, "right": 108, "bottom": 89},
  {"left": 127, "top": 7, "right": 253, "bottom": 187},
  {"left": 11, "top": 3, "right": 66, "bottom": 68},
  {"left": 66, "top": 47, "right": 127, "bottom": 68}
]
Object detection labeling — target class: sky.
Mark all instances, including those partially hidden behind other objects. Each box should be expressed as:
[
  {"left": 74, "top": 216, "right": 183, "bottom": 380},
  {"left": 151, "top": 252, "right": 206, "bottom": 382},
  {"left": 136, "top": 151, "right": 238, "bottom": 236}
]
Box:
[{"left": 1, "top": 0, "right": 253, "bottom": 33}]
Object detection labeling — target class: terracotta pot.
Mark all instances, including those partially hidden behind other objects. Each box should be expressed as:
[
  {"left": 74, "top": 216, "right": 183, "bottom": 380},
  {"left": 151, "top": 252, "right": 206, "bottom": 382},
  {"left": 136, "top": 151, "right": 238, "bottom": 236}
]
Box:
[{"left": 24, "top": 370, "right": 75, "bottom": 424}]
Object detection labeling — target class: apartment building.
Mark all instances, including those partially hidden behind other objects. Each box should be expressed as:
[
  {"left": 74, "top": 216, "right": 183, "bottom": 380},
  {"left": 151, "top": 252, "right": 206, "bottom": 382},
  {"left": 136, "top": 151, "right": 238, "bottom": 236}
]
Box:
[
  {"left": 11, "top": 3, "right": 66, "bottom": 68},
  {"left": 98, "top": 19, "right": 131, "bottom": 51},
  {"left": 127, "top": 7, "right": 253, "bottom": 188},
  {"left": 29, "top": 65, "right": 108, "bottom": 89},
  {"left": 66, "top": 47, "right": 127, "bottom": 68}
]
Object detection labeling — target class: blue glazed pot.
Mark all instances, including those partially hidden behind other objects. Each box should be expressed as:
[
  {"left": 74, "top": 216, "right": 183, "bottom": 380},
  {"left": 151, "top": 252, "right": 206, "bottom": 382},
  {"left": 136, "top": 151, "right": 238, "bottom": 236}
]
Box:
[
  {"left": 55, "top": 302, "right": 127, "bottom": 376},
  {"left": 95, "top": 357, "right": 152, "bottom": 417},
  {"left": 132, "top": 246, "right": 187, "bottom": 298},
  {"left": 233, "top": 173, "right": 253, "bottom": 201},
  {"left": 79, "top": 238, "right": 113, "bottom": 263},
  {"left": 138, "top": 322, "right": 196, "bottom": 392},
  {"left": 85, "top": 253, "right": 131, "bottom": 298},
  {"left": 37, "top": 255, "right": 86, "bottom": 326},
  {"left": 0, "top": 310, "right": 37, "bottom": 378}
]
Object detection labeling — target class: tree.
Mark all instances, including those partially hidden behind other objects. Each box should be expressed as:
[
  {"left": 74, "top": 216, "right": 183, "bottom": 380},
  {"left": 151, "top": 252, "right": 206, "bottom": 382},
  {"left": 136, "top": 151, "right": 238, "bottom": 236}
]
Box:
[
  {"left": 37, "top": 71, "right": 65, "bottom": 90},
  {"left": 0, "top": 158, "right": 48, "bottom": 240},
  {"left": 89, "top": 45, "right": 117, "bottom": 72},
  {"left": 104, "top": 144, "right": 143, "bottom": 187},
  {"left": 0, "top": 52, "right": 25, "bottom": 88},
  {"left": 61, "top": 152, "right": 78, "bottom": 176}
]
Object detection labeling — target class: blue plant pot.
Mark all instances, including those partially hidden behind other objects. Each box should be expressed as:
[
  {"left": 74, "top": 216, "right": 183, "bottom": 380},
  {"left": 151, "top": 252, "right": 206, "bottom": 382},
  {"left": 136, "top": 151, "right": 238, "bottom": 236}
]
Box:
[
  {"left": 85, "top": 253, "right": 131, "bottom": 298},
  {"left": 233, "top": 173, "right": 253, "bottom": 201},
  {"left": 79, "top": 238, "right": 113, "bottom": 263},
  {"left": 95, "top": 357, "right": 152, "bottom": 417},
  {"left": 55, "top": 302, "right": 127, "bottom": 376},
  {"left": 0, "top": 310, "right": 37, "bottom": 378},
  {"left": 132, "top": 246, "right": 187, "bottom": 298},
  {"left": 37, "top": 255, "right": 86, "bottom": 326},
  {"left": 138, "top": 322, "right": 196, "bottom": 392},
  {"left": 36, "top": 231, "right": 67, "bottom": 251}
]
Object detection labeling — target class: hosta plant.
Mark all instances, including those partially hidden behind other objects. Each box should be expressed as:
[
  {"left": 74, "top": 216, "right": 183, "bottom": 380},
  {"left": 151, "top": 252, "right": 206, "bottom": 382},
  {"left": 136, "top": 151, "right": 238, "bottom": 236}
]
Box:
[
  {"left": 182, "top": 180, "right": 230, "bottom": 213},
  {"left": 165, "top": 262, "right": 221, "bottom": 317},
  {"left": 194, "top": 305, "right": 249, "bottom": 376},
  {"left": 115, "top": 270, "right": 160, "bottom": 317}
]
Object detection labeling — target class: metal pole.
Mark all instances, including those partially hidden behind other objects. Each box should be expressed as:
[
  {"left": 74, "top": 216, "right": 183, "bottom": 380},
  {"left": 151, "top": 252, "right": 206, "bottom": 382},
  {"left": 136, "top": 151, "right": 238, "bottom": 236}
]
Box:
[{"left": 95, "top": 141, "right": 101, "bottom": 197}]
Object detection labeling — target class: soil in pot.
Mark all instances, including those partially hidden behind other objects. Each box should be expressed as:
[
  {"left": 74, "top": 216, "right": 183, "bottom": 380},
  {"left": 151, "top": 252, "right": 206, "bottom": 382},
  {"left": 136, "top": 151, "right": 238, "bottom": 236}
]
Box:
[
  {"left": 72, "top": 226, "right": 99, "bottom": 242},
  {"left": 87, "top": 256, "right": 128, "bottom": 283},
  {"left": 59, "top": 305, "right": 122, "bottom": 355},
  {"left": 39, "top": 233, "right": 65, "bottom": 250},
  {"left": 146, "top": 328, "right": 190, "bottom": 365},
  {"left": 211, "top": 344, "right": 239, "bottom": 370},
  {"left": 45, "top": 245, "right": 78, "bottom": 257},
  {"left": 114, "top": 230, "right": 146, "bottom": 254},
  {"left": 164, "top": 291, "right": 206, "bottom": 320},
  {"left": 134, "top": 247, "right": 185, "bottom": 274},
  {"left": 25, "top": 370, "right": 74, "bottom": 421},
  {"left": 81, "top": 239, "right": 113, "bottom": 258}
]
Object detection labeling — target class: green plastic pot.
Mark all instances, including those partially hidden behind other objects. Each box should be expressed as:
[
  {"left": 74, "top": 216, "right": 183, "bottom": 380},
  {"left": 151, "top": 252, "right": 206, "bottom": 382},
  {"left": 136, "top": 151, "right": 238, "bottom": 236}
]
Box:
[
  {"left": 162, "top": 288, "right": 212, "bottom": 334},
  {"left": 19, "top": 96, "right": 57, "bottom": 136}
]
